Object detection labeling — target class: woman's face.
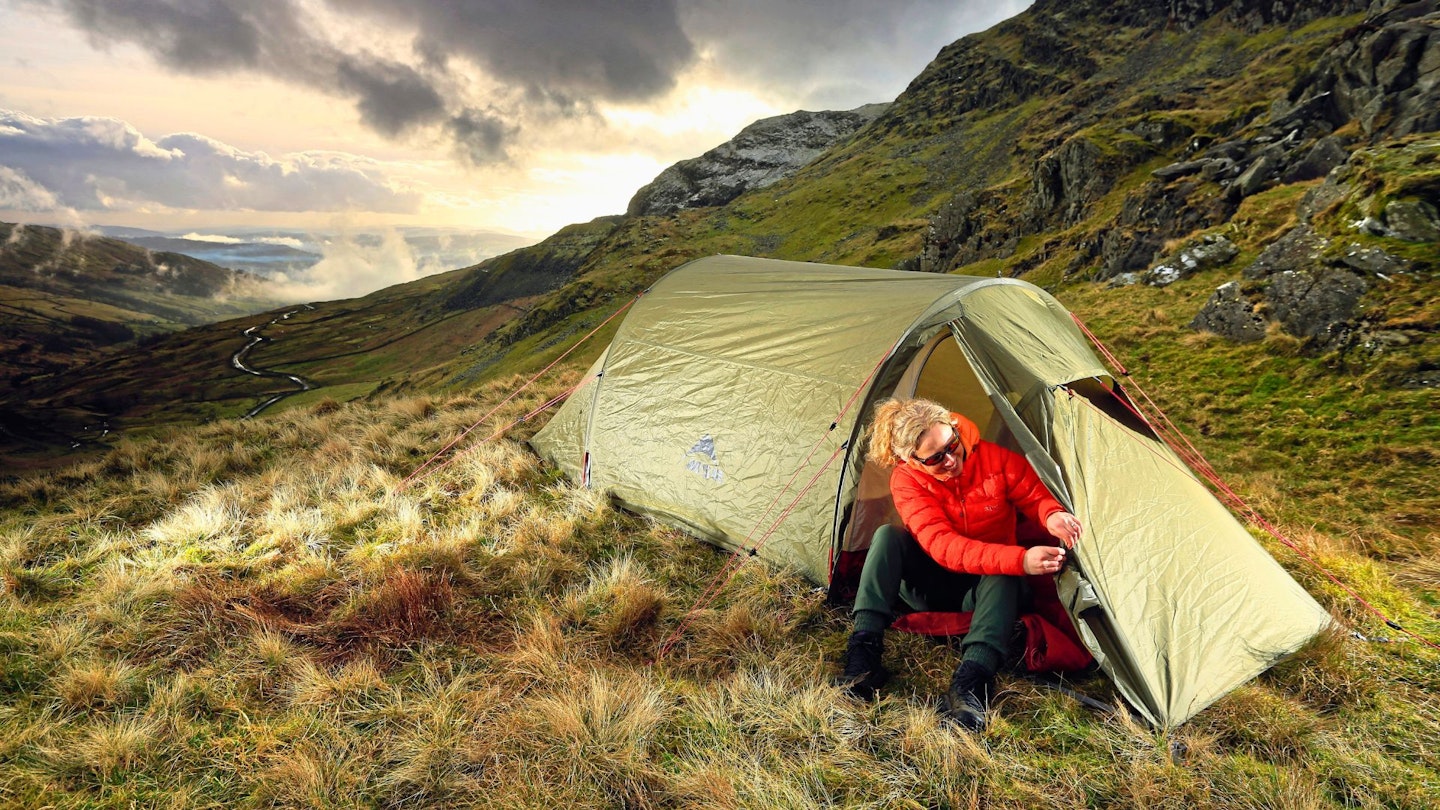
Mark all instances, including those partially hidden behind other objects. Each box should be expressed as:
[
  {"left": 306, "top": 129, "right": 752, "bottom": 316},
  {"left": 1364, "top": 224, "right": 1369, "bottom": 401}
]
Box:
[{"left": 907, "top": 421, "right": 964, "bottom": 481}]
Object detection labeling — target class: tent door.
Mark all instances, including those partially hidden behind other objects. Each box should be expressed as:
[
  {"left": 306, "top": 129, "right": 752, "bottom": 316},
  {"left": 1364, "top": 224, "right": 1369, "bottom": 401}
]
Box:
[{"left": 838, "top": 327, "right": 1013, "bottom": 559}]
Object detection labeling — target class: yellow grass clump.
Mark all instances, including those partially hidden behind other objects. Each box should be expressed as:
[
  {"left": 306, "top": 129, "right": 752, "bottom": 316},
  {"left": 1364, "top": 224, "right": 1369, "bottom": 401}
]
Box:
[{"left": 0, "top": 384, "right": 1433, "bottom": 810}]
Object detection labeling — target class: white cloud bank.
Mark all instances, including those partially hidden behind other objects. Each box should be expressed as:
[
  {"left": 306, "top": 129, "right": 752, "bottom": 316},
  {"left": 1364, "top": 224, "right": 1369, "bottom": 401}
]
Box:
[{"left": 0, "top": 109, "right": 422, "bottom": 215}]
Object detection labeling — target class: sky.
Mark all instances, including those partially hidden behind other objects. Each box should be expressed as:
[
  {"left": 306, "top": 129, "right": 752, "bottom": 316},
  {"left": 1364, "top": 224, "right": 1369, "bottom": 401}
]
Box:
[{"left": 0, "top": 0, "right": 1030, "bottom": 242}]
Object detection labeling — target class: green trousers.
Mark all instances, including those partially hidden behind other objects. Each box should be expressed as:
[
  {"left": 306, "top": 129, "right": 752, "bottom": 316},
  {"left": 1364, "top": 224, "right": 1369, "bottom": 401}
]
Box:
[{"left": 852, "top": 523, "right": 1022, "bottom": 674}]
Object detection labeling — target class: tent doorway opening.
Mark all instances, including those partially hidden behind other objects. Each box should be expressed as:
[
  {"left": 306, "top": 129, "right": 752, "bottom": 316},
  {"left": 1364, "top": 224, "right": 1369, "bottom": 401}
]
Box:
[{"left": 833, "top": 327, "right": 1022, "bottom": 593}]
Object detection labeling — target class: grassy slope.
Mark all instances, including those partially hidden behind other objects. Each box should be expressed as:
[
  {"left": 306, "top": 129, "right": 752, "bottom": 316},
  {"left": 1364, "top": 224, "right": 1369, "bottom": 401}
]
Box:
[
  {"left": 1, "top": 5, "right": 1438, "bottom": 807},
  {"left": 0, "top": 384, "right": 1433, "bottom": 809}
]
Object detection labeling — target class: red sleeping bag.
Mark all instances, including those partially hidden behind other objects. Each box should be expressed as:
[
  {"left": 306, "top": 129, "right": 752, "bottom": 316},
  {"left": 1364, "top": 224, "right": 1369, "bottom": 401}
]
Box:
[{"left": 889, "top": 574, "right": 1094, "bottom": 673}]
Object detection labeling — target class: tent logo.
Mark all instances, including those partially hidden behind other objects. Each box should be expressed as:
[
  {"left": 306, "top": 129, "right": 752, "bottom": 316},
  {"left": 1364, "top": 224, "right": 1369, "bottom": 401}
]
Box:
[{"left": 685, "top": 434, "right": 725, "bottom": 483}]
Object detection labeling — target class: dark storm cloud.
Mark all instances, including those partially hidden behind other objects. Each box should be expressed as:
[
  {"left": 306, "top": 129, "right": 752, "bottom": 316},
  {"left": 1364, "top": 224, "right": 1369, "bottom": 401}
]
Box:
[
  {"left": 26, "top": 0, "right": 506, "bottom": 157},
  {"left": 447, "top": 108, "right": 515, "bottom": 167},
  {"left": 335, "top": 0, "right": 696, "bottom": 105},
  {"left": 44, "top": 0, "right": 289, "bottom": 73},
  {"left": 19, "top": 0, "right": 1028, "bottom": 162},
  {"left": 335, "top": 57, "right": 448, "bottom": 136}
]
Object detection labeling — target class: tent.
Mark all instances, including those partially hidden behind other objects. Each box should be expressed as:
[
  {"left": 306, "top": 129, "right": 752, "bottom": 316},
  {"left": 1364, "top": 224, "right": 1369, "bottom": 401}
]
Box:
[{"left": 530, "top": 255, "right": 1332, "bottom": 728}]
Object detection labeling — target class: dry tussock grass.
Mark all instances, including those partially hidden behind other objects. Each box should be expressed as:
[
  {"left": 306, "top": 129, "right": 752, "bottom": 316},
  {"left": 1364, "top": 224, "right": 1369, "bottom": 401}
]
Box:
[
  {"left": 66, "top": 715, "right": 164, "bottom": 779},
  {"left": 33, "top": 619, "right": 96, "bottom": 664},
  {"left": 0, "top": 384, "right": 1436, "bottom": 808},
  {"left": 524, "top": 668, "right": 670, "bottom": 806},
  {"left": 258, "top": 738, "right": 372, "bottom": 808},
  {"left": 286, "top": 655, "right": 391, "bottom": 715},
  {"left": 52, "top": 658, "right": 144, "bottom": 711}
]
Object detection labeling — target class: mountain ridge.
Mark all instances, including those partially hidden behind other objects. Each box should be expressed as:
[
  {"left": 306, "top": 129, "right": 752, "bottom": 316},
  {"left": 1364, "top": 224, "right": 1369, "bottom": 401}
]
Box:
[{"left": 626, "top": 104, "right": 889, "bottom": 217}]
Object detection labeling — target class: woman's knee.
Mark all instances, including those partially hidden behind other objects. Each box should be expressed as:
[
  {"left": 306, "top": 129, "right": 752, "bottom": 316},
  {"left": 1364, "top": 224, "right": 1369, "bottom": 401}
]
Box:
[{"left": 870, "top": 523, "right": 913, "bottom": 554}]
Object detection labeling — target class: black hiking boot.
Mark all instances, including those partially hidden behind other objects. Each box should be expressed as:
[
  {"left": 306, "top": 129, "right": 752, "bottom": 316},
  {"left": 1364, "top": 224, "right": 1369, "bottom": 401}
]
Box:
[
  {"left": 941, "top": 660, "right": 994, "bottom": 732},
  {"left": 839, "top": 630, "right": 889, "bottom": 700}
]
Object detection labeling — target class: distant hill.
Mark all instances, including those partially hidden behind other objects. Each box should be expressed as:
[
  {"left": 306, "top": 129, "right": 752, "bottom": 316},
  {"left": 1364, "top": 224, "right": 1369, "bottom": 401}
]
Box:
[
  {"left": 0, "top": 221, "right": 281, "bottom": 392},
  {"left": 626, "top": 103, "right": 889, "bottom": 217},
  {"left": 95, "top": 225, "right": 538, "bottom": 278},
  {"left": 110, "top": 233, "right": 321, "bottom": 276}
]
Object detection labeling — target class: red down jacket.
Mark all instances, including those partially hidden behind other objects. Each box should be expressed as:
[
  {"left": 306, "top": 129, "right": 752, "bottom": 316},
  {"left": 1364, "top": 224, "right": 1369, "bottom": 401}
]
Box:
[{"left": 889, "top": 412, "right": 1066, "bottom": 577}]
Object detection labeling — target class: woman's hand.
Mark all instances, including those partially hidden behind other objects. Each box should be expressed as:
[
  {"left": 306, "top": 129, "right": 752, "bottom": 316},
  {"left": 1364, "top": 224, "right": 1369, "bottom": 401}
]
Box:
[
  {"left": 1045, "top": 511, "right": 1083, "bottom": 548},
  {"left": 1023, "top": 544, "right": 1067, "bottom": 575}
]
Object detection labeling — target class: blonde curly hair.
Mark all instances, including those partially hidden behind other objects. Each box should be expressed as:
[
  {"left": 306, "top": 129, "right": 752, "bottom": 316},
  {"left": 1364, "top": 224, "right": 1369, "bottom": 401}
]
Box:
[{"left": 866, "top": 397, "right": 951, "bottom": 467}]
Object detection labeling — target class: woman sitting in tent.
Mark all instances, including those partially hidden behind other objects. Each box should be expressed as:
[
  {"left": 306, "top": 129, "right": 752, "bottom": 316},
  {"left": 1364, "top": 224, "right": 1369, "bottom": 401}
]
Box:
[{"left": 841, "top": 397, "right": 1083, "bottom": 732}]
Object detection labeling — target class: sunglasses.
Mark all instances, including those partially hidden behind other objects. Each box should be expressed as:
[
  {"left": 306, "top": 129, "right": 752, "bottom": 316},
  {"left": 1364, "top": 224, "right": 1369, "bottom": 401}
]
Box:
[{"left": 912, "top": 432, "right": 962, "bottom": 467}]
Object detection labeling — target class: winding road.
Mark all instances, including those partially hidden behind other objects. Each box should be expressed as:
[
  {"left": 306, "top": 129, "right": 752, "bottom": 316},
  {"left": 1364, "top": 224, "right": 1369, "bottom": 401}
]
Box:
[{"left": 232, "top": 305, "right": 318, "bottom": 419}]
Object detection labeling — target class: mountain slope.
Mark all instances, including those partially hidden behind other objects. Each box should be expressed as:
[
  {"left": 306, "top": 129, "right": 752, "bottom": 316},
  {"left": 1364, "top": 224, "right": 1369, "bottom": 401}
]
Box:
[
  {"left": 1, "top": 2, "right": 1437, "bottom": 806},
  {"left": 0, "top": 222, "right": 280, "bottom": 389}
]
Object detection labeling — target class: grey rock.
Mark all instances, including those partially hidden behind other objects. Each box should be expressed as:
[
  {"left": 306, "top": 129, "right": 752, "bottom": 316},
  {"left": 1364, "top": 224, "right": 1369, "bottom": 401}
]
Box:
[
  {"left": 626, "top": 104, "right": 887, "bottom": 217},
  {"left": 1242, "top": 225, "right": 1327, "bottom": 279},
  {"left": 1355, "top": 215, "right": 1388, "bottom": 236},
  {"left": 1281, "top": 136, "right": 1350, "bottom": 183},
  {"left": 1182, "top": 234, "right": 1240, "bottom": 269},
  {"left": 1145, "top": 264, "right": 1184, "bottom": 286},
  {"left": 1143, "top": 234, "right": 1239, "bottom": 286},
  {"left": 1297, "top": 173, "right": 1350, "bottom": 221},
  {"left": 1031, "top": 137, "right": 1112, "bottom": 225},
  {"left": 1100, "top": 228, "right": 1166, "bottom": 278},
  {"left": 1286, "top": 3, "right": 1440, "bottom": 139},
  {"left": 1190, "top": 281, "right": 1268, "bottom": 342},
  {"left": 1340, "top": 244, "right": 1412, "bottom": 275},
  {"left": 1268, "top": 268, "right": 1369, "bottom": 340},
  {"left": 1153, "top": 160, "right": 1206, "bottom": 179},
  {"left": 1233, "top": 147, "right": 1285, "bottom": 198},
  {"left": 1202, "top": 140, "right": 1253, "bottom": 163},
  {"left": 1201, "top": 157, "right": 1241, "bottom": 181},
  {"left": 1126, "top": 118, "right": 1193, "bottom": 148},
  {"left": 1107, "top": 272, "right": 1141, "bottom": 288},
  {"left": 1383, "top": 199, "right": 1440, "bottom": 241},
  {"left": 1270, "top": 91, "right": 1346, "bottom": 134}
]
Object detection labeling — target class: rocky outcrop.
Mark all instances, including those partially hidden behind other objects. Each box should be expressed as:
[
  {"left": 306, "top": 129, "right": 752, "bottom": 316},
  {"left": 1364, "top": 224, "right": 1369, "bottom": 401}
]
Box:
[
  {"left": 1168, "top": 2, "right": 1440, "bottom": 200},
  {"left": 1031, "top": 133, "right": 1169, "bottom": 228},
  {"left": 921, "top": 191, "right": 1007, "bottom": 273},
  {"left": 626, "top": 105, "right": 888, "bottom": 217},
  {"left": 1190, "top": 281, "right": 1270, "bottom": 341},
  {"left": 1360, "top": 198, "right": 1440, "bottom": 240},
  {"left": 1075, "top": 4, "right": 1437, "bottom": 285},
  {"left": 1242, "top": 224, "right": 1330, "bottom": 280},
  {"left": 1286, "top": 1, "right": 1440, "bottom": 139},
  {"left": 1189, "top": 145, "right": 1432, "bottom": 351},
  {"left": 1029, "top": 0, "right": 1368, "bottom": 30},
  {"left": 1164, "top": 0, "right": 1370, "bottom": 30},
  {"left": 1113, "top": 234, "right": 1238, "bottom": 287},
  {"left": 1268, "top": 266, "right": 1371, "bottom": 338}
]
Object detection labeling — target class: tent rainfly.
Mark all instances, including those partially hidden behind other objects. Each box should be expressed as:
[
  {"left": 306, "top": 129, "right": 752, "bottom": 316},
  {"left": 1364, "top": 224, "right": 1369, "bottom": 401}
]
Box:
[{"left": 530, "top": 255, "right": 1332, "bottom": 728}]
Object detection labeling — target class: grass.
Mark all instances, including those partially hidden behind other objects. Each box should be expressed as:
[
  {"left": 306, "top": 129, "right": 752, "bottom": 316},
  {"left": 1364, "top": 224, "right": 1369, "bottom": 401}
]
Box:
[
  {"left": 3, "top": 5, "right": 1439, "bottom": 805},
  {"left": 1, "top": 352, "right": 1436, "bottom": 808}
]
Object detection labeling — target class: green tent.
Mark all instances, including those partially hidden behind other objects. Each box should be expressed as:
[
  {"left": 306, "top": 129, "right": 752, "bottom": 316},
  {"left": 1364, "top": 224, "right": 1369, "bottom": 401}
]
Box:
[{"left": 531, "top": 255, "right": 1331, "bottom": 728}]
